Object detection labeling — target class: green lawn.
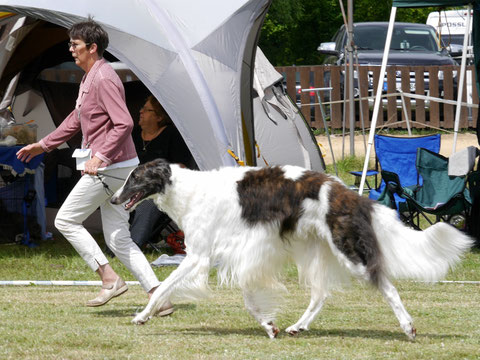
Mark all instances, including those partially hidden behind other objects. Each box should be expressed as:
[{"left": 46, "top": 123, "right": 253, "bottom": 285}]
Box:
[
  {"left": 0, "top": 236, "right": 479, "bottom": 360},
  {"left": 1, "top": 156, "right": 479, "bottom": 359}
]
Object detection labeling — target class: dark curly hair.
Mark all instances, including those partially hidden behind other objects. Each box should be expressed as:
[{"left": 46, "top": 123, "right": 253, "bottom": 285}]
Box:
[{"left": 147, "top": 95, "right": 173, "bottom": 126}]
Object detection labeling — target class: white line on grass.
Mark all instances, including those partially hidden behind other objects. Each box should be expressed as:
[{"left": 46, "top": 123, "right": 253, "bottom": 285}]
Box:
[
  {"left": 0, "top": 280, "right": 479, "bottom": 286},
  {"left": 0, "top": 280, "right": 141, "bottom": 286}
]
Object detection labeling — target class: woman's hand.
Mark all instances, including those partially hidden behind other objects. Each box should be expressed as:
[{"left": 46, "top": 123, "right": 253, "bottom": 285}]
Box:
[
  {"left": 84, "top": 156, "right": 103, "bottom": 175},
  {"left": 16, "top": 142, "right": 44, "bottom": 163}
]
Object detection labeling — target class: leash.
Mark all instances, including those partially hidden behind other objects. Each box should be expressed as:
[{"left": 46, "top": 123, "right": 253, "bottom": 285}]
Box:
[
  {"left": 96, "top": 172, "right": 126, "bottom": 181},
  {"left": 95, "top": 172, "right": 126, "bottom": 196}
]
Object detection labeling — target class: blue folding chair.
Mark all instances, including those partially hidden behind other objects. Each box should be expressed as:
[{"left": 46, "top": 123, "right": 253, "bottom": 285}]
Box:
[{"left": 367, "top": 134, "right": 441, "bottom": 209}]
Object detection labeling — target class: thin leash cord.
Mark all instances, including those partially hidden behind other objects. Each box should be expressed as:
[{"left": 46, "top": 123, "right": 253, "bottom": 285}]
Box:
[
  {"left": 96, "top": 172, "right": 126, "bottom": 196},
  {"left": 97, "top": 172, "right": 126, "bottom": 181}
]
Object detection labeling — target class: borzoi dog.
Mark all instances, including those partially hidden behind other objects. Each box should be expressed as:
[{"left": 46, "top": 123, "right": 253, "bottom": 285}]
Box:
[{"left": 111, "top": 159, "right": 472, "bottom": 339}]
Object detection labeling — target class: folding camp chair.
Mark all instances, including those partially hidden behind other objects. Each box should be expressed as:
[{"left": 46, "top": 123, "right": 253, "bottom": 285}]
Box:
[
  {"left": 352, "top": 134, "right": 441, "bottom": 209},
  {"left": 381, "top": 148, "right": 473, "bottom": 230},
  {"left": 145, "top": 214, "right": 179, "bottom": 253}
]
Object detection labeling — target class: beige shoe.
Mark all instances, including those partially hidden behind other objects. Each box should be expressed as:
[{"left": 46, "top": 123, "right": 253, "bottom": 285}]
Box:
[
  {"left": 86, "top": 277, "right": 128, "bottom": 307},
  {"left": 155, "top": 300, "right": 175, "bottom": 316}
]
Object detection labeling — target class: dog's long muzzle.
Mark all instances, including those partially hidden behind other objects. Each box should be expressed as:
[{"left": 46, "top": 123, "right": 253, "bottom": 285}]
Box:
[{"left": 110, "top": 188, "right": 125, "bottom": 205}]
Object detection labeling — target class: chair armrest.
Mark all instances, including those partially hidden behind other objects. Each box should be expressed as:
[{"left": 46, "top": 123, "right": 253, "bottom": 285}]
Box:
[
  {"left": 381, "top": 170, "right": 403, "bottom": 195},
  {"left": 349, "top": 170, "right": 378, "bottom": 177},
  {"left": 349, "top": 170, "right": 379, "bottom": 190}
]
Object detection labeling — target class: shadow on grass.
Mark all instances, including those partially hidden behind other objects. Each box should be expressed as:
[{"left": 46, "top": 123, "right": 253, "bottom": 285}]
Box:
[
  {"left": 141, "top": 325, "right": 466, "bottom": 342},
  {"left": 92, "top": 303, "right": 197, "bottom": 318}
]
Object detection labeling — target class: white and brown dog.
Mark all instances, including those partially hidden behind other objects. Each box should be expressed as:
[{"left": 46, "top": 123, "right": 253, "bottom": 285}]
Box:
[{"left": 111, "top": 159, "right": 472, "bottom": 339}]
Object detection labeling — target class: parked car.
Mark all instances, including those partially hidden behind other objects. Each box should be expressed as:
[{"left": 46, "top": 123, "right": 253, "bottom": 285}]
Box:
[{"left": 317, "top": 22, "right": 459, "bottom": 108}]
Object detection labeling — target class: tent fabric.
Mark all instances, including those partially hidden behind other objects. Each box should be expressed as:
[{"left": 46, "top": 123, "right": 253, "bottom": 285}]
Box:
[
  {"left": 393, "top": 0, "right": 478, "bottom": 6},
  {"left": 0, "top": 0, "right": 271, "bottom": 170},
  {"left": 0, "top": 145, "right": 43, "bottom": 175},
  {"left": 0, "top": 16, "right": 325, "bottom": 174},
  {"left": 252, "top": 48, "right": 325, "bottom": 170}
]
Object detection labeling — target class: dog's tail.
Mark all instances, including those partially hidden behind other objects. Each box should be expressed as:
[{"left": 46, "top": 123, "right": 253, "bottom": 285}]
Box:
[{"left": 372, "top": 204, "right": 474, "bottom": 282}]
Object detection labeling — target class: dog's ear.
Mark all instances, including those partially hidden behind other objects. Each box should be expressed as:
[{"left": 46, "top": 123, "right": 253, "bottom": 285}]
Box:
[{"left": 141, "top": 159, "right": 173, "bottom": 194}]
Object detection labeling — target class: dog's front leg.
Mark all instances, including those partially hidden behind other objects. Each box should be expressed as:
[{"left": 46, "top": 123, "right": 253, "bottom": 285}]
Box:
[{"left": 132, "top": 255, "right": 199, "bottom": 325}]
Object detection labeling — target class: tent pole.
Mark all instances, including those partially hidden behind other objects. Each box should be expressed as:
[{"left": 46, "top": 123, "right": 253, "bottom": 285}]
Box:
[
  {"left": 358, "top": 7, "right": 397, "bottom": 195},
  {"left": 355, "top": 47, "right": 367, "bottom": 153},
  {"left": 342, "top": 57, "right": 347, "bottom": 159},
  {"left": 399, "top": 89, "right": 412, "bottom": 136},
  {"left": 452, "top": 3, "right": 472, "bottom": 154},
  {"left": 347, "top": 0, "right": 355, "bottom": 156},
  {"left": 313, "top": 87, "right": 338, "bottom": 176}
]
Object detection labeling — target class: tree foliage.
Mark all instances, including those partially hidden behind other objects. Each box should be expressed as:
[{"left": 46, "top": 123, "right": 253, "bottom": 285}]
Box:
[{"left": 259, "top": 0, "right": 452, "bottom": 66}]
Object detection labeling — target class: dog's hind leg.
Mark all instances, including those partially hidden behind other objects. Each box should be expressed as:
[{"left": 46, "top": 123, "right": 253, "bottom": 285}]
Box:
[
  {"left": 132, "top": 255, "right": 209, "bottom": 325},
  {"left": 377, "top": 274, "right": 416, "bottom": 341},
  {"left": 243, "top": 289, "right": 280, "bottom": 339},
  {"left": 285, "top": 288, "right": 328, "bottom": 336}
]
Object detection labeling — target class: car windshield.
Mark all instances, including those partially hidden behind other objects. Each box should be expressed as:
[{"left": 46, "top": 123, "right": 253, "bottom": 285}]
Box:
[{"left": 353, "top": 25, "right": 441, "bottom": 52}]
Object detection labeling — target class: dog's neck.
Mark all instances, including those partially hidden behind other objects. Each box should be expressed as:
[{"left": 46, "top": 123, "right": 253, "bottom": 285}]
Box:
[{"left": 152, "top": 165, "right": 192, "bottom": 228}]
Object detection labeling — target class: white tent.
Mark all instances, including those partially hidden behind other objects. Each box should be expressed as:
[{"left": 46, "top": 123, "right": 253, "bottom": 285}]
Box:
[
  {"left": 253, "top": 47, "right": 324, "bottom": 170},
  {"left": 0, "top": 0, "right": 271, "bottom": 170}
]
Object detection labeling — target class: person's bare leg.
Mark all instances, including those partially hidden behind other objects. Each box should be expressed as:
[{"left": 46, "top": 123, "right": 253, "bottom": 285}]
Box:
[{"left": 86, "top": 263, "right": 128, "bottom": 307}]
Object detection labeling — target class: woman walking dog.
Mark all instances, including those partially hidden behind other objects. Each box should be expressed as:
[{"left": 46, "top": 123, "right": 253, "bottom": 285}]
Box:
[{"left": 17, "top": 18, "right": 172, "bottom": 315}]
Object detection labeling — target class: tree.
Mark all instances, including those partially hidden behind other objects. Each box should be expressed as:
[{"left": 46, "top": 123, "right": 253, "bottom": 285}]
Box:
[{"left": 259, "top": 0, "right": 452, "bottom": 66}]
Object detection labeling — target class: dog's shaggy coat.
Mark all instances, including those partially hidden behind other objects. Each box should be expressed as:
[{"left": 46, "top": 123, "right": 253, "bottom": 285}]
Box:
[{"left": 111, "top": 159, "right": 473, "bottom": 339}]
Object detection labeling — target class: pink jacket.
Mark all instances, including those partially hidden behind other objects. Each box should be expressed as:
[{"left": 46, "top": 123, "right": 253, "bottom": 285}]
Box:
[{"left": 39, "top": 58, "right": 137, "bottom": 166}]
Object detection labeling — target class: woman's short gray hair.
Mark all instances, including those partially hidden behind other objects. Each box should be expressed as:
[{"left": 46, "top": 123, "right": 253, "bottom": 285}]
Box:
[{"left": 69, "top": 17, "right": 109, "bottom": 57}]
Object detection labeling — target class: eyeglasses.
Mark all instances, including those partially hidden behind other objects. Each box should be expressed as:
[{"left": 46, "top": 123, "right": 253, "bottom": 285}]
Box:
[{"left": 68, "top": 41, "right": 91, "bottom": 49}]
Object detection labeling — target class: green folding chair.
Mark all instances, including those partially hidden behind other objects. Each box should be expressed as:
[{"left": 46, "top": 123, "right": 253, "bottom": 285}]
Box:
[{"left": 380, "top": 147, "right": 472, "bottom": 230}]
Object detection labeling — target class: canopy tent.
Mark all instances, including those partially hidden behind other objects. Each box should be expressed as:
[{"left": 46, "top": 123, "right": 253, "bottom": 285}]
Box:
[
  {"left": 358, "top": 0, "right": 480, "bottom": 194},
  {"left": 0, "top": 0, "right": 271, "bottom": 170},
  {"left": 0, "top": 8, "right": 325, "bottom": 178},
  {"left": 252, "top": 47, "right": 324, "bottom": 170}
]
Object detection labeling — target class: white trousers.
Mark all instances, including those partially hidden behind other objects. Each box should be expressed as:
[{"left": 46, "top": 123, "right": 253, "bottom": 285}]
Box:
[{"left": 55, "top": 166, "right": 160, "bottom": 292}]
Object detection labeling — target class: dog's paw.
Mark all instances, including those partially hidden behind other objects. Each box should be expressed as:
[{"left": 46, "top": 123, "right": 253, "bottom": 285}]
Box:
[
  {"left": 285, "top": 324, "right": 305, "bottom": 336},
  {"left": 132, "top": 314, "right": 149, "bottom": 325},
  {"left": 285, "top": 325, "right": 300, "bottom": 336},
  {"left": 402, "top": 322, "right": 416, "bottom": 341},
  {"left": 406, "top": 326, "right": 416, "bottom": 341},
  {"left": 263, "top": 321, "right": 280, "bottom": 339}
]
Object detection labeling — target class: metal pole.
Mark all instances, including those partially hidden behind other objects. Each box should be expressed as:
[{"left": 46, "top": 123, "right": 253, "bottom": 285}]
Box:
[
  {"left": 354, "top": 47, "right": 367, "bottom": 153},
  {"left": 310, "top": 87, "right": 338, "bottom": 177},
  {"left": 347, "top": 0, "right": 355, "bottom": 156},
  {"left": 452, "top": 3, "right": 472, "bottom": 154},
  {"left": 342, "top": 58, "right": 347, "bottom": 159},
  {"left": 398, "top": 89, "right": 412, "bottom": 136},
  {"left": 358, "top": 7, "right": 397, "bottom": 195}
]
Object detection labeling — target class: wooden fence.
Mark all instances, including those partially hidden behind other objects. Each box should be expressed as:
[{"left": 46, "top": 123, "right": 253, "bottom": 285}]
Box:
[{"left": 275, "top": 65, "right": 479, "bottom": 131}]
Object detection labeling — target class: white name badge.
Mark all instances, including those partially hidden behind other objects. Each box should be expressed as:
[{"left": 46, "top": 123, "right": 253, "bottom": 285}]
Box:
[{"left": 72, "top": 148, "right": 92, "bottom": 170}]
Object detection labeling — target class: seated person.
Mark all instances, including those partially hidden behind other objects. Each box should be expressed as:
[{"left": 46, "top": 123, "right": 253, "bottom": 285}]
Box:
[{"left": 130, "top": 95, "right": 193, "bottom": 249}]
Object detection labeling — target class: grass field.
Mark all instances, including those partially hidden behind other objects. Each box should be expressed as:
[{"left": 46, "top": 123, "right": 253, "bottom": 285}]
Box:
[{"left": 1, "top": 157, "right": 480, "bottom": 359}]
